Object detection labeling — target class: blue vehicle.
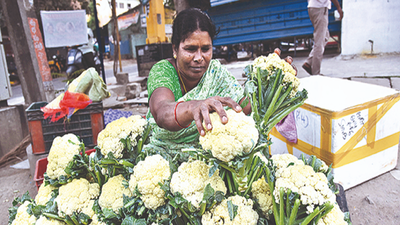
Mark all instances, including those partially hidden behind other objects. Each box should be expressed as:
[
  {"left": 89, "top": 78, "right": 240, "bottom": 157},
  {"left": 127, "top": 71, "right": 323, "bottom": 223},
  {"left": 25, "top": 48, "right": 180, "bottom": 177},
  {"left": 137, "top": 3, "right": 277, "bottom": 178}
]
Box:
[{"left": 207, "top": 0, "right": 342, "bottom": 55}]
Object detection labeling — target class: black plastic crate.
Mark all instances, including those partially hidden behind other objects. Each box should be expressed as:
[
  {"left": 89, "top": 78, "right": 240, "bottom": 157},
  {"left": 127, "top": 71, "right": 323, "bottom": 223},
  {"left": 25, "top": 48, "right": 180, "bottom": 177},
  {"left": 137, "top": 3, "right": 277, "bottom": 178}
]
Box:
[{"left": 26, "top": 101, "right": 104, "bottom": 154}]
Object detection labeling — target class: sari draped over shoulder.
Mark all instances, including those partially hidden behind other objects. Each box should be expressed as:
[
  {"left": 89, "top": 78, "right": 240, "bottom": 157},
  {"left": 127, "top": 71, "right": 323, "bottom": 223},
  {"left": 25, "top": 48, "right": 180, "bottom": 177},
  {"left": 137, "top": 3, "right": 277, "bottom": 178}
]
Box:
[{"left": 145, "top": 59, "right": 244, "bottom": 152}]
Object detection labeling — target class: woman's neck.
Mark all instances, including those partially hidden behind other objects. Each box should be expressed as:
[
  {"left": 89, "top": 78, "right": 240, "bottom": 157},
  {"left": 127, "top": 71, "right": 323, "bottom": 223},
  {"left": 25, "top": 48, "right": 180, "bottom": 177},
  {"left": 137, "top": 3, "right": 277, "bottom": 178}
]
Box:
[{"left": 171, "top": 59, "right": 201, "bottom": 93}]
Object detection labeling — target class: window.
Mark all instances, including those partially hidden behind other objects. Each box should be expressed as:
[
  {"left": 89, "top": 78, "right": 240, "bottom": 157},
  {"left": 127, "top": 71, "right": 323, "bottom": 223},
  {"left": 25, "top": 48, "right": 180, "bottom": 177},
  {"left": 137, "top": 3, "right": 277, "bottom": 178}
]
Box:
[{"left": 119, "top": 2, "right": 124, "bottom": 8}]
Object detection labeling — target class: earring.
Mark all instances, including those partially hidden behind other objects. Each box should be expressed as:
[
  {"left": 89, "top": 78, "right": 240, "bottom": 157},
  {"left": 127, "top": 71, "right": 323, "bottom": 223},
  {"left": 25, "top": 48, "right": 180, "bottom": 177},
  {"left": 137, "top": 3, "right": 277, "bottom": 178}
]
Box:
[{"left": 173, "top": 54, "right": 177, "bottom": 59}]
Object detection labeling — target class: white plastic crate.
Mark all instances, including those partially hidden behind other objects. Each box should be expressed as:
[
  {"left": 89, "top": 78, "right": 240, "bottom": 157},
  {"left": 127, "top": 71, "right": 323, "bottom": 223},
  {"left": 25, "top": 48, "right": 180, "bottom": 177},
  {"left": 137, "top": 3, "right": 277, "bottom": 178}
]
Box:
[{"left": 270, "top": 76, "right": 400, "bottom": 190}]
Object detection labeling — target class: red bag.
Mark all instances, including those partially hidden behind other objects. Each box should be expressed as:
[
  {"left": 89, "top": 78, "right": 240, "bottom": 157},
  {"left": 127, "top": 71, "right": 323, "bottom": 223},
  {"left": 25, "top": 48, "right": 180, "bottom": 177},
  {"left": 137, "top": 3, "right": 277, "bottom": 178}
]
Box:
[{"left": 41, "top": 91, "right": 92, "bottom": 122}]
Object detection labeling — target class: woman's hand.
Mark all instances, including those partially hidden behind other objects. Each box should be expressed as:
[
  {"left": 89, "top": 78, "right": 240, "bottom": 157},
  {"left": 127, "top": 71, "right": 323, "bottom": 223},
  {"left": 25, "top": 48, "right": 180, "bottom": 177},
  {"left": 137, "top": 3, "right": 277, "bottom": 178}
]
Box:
[
  {"left": 274, "top": 48, "right": 298, "bottom": 75},
  {"left": 190, "top": 96, "right": 242, "bottom": 136},
  {"left": 150, "top": 87, "right": 242, "bottom": 136}
]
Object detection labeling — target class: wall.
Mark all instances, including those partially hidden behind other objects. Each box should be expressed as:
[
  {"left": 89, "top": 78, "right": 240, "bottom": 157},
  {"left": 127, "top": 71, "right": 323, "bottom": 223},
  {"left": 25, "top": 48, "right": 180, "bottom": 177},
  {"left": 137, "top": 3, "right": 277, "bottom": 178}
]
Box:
[
  {"left": 0, "top": 105, "right": 29, "bottom": 158},
  {"left": 341, "top": 0, "right": 400, "bottom": 55}
]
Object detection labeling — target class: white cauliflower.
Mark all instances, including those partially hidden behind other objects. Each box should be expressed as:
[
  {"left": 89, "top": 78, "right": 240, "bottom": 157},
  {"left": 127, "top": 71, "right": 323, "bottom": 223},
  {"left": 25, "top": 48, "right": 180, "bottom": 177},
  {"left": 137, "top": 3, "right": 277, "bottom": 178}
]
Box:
[
  {"left": 11, "top": 201, "right": 37, "bottom": 225},
  {"left": 46, "top": 133, "right": 81, "bottom": 179},
  {"left": 129, "top": 154, "right": 171, "bottom": 210},
  {"left": 201, "top": 195, "right": 258, "bottom": 225},
  {"left": 55, "top": 178, "right": 100, "bottom": 217},
  {"left": 35, "top": 182, "right": 57, "bottom": 205},
  {"left": 97, "top": 115, "right": 147, "bottom": 158},
  {"left": 274, "top": 164, "right": 336, "bottom": 214},
  {"left": 251, "top": 176, "right": 273, "bottom": 218},
  {"left": 271, "top": 153, "right": 304, "bottom": 171},
  {"left": 317, "top": 204, "right": 347, "bottom": 225},
  {"left": 99, "top": 174, "right": 132, "bottom": 212},
  {"left": 252, "top": 53, "right": 299, "bottom": 97},
  {"left": 36, "top": 215, "right": 66, "bottom": 225},
  {"left": 170, "top": 160, "right": 227, "bottom": 208},
  {"left": 199, "top": 109, "right": 259, "bottom": 162}
]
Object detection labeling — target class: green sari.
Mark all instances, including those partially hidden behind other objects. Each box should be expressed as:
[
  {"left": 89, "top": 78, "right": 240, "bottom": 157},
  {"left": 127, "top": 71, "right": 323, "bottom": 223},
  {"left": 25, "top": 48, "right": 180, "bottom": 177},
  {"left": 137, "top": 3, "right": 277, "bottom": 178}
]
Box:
[{"left": 146, "top": 59, "right": 244, "bottom": 151}]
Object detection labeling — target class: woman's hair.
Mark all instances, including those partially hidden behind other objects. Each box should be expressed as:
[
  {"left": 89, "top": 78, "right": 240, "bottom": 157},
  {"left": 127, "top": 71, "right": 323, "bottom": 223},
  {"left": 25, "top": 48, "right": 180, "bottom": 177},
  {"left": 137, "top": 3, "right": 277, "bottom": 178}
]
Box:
[{"left": 171, "top": 8, "right": 217, "bottom": 49}]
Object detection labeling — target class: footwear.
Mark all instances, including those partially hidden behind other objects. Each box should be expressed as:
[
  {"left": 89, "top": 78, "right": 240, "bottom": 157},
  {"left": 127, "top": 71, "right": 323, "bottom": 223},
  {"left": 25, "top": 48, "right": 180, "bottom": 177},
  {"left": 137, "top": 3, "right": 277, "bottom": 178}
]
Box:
[{"left": 302, "top": 63, "right": 312, "bottom": 75}]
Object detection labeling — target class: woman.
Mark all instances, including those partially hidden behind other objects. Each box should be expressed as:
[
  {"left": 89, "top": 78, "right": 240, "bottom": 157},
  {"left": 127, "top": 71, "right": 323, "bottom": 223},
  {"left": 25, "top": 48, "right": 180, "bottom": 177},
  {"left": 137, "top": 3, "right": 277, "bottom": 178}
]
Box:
[{"left": 146, "top": 8, "right": 294, "bottom": 152}]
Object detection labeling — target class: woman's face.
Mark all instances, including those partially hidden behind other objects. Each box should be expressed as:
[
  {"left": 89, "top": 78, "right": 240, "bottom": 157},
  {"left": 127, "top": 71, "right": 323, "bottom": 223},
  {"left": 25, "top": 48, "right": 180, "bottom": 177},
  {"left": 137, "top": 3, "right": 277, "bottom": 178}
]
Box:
[{"left": 174, "top": 30, "right": 213, "bottom": 82}]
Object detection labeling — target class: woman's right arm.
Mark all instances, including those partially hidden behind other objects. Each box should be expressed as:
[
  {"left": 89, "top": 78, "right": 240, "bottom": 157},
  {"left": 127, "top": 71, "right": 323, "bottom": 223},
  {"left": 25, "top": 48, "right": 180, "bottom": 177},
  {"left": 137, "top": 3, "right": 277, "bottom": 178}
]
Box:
[{"left": 149, "top": 88, "right": 242, "bottom": 136}]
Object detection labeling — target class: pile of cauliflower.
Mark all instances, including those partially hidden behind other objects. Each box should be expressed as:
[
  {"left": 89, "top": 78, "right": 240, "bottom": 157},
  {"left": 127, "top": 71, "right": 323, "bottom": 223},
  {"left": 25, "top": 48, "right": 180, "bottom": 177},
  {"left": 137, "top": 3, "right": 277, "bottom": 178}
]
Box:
[{"left": 9, "top": 110, "right": 350, "bottom": 225}]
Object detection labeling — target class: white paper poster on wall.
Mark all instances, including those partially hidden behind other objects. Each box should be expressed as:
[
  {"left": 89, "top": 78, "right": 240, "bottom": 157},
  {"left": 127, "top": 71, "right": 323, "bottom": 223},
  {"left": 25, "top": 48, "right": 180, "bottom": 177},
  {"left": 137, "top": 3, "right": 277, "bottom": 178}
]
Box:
[{"left": 40, "top": 10, "right": 88, "bottom": 48}]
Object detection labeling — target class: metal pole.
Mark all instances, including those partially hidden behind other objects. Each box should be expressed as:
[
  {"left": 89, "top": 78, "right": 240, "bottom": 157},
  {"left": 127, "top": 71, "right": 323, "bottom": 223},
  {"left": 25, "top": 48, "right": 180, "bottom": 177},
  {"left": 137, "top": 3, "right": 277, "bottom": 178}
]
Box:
[{"left": 93, "top": 0, "right": 106, "bottom": 82}]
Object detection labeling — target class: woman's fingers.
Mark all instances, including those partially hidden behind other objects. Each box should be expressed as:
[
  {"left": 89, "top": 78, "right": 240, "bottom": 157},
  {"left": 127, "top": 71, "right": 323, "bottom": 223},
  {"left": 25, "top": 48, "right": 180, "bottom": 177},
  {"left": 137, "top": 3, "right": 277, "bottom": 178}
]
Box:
[
  {"left": 285, "top": 56, "right": 293, "bottom": 64},
  {"left": 193, "top": 97, "right": 242, "bottom": 135},
  {"left": 193, "top": 111, "right": 206, "bottom": 136},
  {"left": 284, "top": 56, "right": 297, "bottom": 76},
  {"left": 274, "top": 48, "right": 281, "bottom": 56}
]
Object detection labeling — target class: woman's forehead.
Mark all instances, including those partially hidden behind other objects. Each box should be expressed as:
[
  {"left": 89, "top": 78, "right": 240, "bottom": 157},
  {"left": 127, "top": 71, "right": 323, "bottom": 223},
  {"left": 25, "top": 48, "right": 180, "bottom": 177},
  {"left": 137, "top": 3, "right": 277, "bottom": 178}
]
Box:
[{"left": 181, "top": 30, "right": 212, "bottom": 45}]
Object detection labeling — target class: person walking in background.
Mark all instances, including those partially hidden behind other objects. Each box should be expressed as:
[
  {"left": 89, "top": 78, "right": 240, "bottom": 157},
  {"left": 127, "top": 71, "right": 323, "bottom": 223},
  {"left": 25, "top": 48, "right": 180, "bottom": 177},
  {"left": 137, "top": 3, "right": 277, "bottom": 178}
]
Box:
[
  {"left": 78, "top": 28, "right": 96, "bottom": 69},
  {"left": 302, "top": 0, "right": 343, "bottom": 75}
]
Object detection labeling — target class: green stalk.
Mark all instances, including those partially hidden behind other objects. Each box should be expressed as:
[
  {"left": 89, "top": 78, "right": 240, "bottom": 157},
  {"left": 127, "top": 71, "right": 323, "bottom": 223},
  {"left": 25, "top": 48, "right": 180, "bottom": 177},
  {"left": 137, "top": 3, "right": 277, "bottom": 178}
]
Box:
[
  {"left": 251, "top": 72, "right": 260, "bottom": 121},
  {"left": 124, "top": 198, "right": 137, "bottom": 209},
  {"left": 243, "top": 166, "right": 261, "bottom": 196},
  {"left": 300, "top": 207, "right": 321, "bottom": 225},
  {"left": 262, "top": 84, "right": 284, "bottom": 126},
  {"left": 315, "top": 203, "right": 334, "bottom": 223},
  {"left": 119, "top": 159, "right": 135, "bottom": 168},
  {"left": 100, "top": 159, "right": 117, "bottom": 165},
  {"left": 257, "top": 67, "right": 263, "bottom": 109},
  {"left": 288, "top": 199, "right": 300, "bottom": 225},
  {"left": 279, "top": 188, "right": 284, "bottom": 225},
  {"left": 226, "top": 172, "right": 234, "bottom": 194},
  {"left": 265, "top": 69, "right": 282, "bottom": 107},
  {"left": 276, "top": 93, "right": 303, "bottom": 112},
  {"left": 265, "top": 99, "right": 306, "bottom": 135},
  {"left": 137, "top": 139, "right": 143, "bottom": 153},
  {"left": 43, "top": 212, "right": 64, "bottom": 221},
  {"left": 286, "top": 189, "right": 292, "bottom": 218},
  {"left": 274, "top": 85, "right": 293, "bottom": 112},
  {"left": 199, "top": 200, "right": 207, "bottom": 215},
  {"left": 207, "top": 200, "right": 217, "bottom": 211},
  {"left": 265, "top": 167, "right": 280, "bottom": 225},
  {"left": 219, "top": 163, "right": 236, "bottom": 173},
  {"left": 311, "top": 155, "right": 316, "bottom": 169},
  {"left": 95, "top": 166, "right": 103, "bottom": 186},
  {"left": 70, "top": 214, "right": 79, "bottom": 225}
]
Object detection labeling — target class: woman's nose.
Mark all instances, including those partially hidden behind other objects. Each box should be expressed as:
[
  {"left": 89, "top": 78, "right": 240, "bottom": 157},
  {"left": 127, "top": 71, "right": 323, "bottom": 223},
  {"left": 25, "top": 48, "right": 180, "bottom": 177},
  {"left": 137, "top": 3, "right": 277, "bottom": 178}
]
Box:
[{"left": 194, "top": 50, "right": 203, "bottom": 62}]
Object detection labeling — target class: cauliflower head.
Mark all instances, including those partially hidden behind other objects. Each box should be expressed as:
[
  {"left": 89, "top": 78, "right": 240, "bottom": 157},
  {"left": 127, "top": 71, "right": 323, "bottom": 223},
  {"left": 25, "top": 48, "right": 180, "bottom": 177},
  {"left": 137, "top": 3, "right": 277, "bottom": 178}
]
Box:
[
  {"left": 170, "top": 160, "right": 227, "bottom": 208},
  {"left": 129, "top": 154, "right": 171, "bottom": 210},
  {"left": 252, "top": 53, "right": 299, "bottom": 97},
  {"left": 99, "top": 174, "right": 132, "bottom": 212},
  {"left": 55, "top": 178, "right": 100, "bottom": 217},
  {"left": 11, "top": 201, "right": 37, "bottom": 225},
  {"left": 97, "top": 115, "right": 147, "bottom": 158},
  {"left": 271, "top": 153, "right": 304, "bottom": 171},
  {"left": 35, "top": 182, "right": 57, "bottom": 206},
  {"left": 201, "top": 195, "right": 258, "bottom": 225},
  {"left": 274, "top": 164, "right": 335, "bottom": 214},
  {"left": 317, "top": 204, "right": 347, "bottom": 225},
  {"left": 46, "top": 133, "right": 81, "bottom": 179},
  {"left": 199, "top": 109, "right": 259, "bottom": 162},
  {"left": 36, "top": 215, "right": 66, "bottom": 225},
  {"left": 251, "top": 176, "right": 273, "bottom": 218}
]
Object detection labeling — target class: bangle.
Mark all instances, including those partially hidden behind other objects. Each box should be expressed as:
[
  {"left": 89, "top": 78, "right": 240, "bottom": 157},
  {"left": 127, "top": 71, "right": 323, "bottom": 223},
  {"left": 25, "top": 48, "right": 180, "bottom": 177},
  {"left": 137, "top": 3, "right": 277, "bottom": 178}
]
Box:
[{"left": 174, "top": 101, "right": 190, "bottom": 129}]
